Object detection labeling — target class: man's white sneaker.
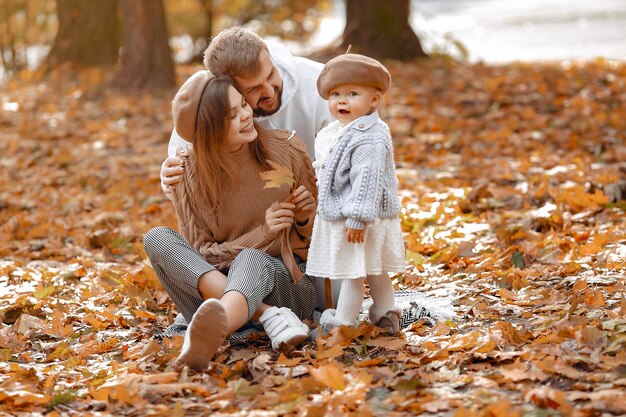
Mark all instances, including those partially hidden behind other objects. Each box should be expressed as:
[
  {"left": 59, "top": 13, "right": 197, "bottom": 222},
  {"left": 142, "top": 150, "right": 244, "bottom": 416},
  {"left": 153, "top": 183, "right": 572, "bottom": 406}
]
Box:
[{"left": 259, "top": 306, "right": 309, "bottom": 351}]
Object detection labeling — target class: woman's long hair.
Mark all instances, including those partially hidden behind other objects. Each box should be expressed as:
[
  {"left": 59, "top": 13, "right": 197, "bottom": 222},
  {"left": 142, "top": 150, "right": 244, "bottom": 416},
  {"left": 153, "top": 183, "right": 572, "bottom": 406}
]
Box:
[{"left": 190, "top": 76, "right": 269, "bottom": 215}]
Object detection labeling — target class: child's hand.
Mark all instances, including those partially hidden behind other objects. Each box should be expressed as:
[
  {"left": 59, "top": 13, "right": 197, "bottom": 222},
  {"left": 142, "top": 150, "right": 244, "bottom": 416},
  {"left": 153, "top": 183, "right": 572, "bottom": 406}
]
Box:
[
  {"left": 291, "top": 185, "right": 316, "bottom": 223},
  {"left": 345, "top": 227, "right": 365, "bottom": 244}
]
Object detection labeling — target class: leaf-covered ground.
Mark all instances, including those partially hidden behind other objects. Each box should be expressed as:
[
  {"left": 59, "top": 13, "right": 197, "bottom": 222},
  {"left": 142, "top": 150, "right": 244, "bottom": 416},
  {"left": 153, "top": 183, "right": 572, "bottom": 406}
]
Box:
[{"left": 1, "top": 58, "right": 625, "bottom": 416}]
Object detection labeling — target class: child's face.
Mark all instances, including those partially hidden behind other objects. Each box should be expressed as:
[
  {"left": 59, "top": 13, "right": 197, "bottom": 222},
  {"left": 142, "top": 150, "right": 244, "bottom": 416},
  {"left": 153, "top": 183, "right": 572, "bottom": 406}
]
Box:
[{"left": 327, "top": 84, "right": 381, "bottom": 124}]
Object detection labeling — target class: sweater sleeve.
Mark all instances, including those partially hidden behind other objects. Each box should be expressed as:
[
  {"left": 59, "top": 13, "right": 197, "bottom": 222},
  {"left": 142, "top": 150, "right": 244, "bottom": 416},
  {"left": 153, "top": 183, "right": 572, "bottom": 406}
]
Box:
[
  {"left": 170, "top": 153, "right": 275, "bottom": 270},
  {"left": 341, "top": 138, "right": 387, "bottom": 230}
]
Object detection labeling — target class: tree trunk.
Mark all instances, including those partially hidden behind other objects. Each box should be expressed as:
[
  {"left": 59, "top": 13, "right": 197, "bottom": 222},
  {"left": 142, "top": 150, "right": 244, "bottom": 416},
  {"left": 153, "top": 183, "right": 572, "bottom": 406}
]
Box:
[
  {"left": 341, "top": 0, "right": 426, "bottom": 61},
  {"left": 115, "top": 0, "right": 175, "bottom": 89},
  {"left": 46, "top": 0, "right": 120, "bottom": 67},
  {"left": 187, "top": 0, "right": 214, "bottom": 64}
]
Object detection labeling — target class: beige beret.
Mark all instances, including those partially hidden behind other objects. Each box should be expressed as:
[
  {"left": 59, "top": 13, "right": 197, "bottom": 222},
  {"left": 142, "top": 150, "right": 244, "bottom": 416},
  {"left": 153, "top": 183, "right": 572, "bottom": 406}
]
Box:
[
  {"left": 317, "top": 53, "right": 391, "bottom": 99},
  {"left": 172, "top": 70, "right": 215, "bottom": 142}
]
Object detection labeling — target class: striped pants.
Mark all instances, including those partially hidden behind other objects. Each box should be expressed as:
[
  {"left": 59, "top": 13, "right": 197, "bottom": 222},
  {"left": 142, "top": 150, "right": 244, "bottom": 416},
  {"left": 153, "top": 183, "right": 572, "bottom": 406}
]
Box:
[{"left": 143, "top": 226, "right": 316, "bottom": 324}]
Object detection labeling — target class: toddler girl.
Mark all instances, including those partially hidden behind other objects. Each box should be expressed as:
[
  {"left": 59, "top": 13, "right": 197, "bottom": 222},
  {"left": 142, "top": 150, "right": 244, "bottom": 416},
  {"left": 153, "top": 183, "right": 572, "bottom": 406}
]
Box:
[{"left": 306, "top": 53, "right": 405, "bottom": 334}]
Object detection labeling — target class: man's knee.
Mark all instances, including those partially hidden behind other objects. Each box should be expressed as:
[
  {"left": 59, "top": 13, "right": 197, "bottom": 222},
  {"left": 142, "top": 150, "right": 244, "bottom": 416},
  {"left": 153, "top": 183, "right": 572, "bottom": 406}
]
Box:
[{"left": 143, "top": 226, "right": 177, "bottom": 261}]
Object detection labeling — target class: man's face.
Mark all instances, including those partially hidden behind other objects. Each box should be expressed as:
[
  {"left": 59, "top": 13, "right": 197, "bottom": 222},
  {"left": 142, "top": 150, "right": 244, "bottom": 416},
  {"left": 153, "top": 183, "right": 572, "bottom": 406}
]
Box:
[{"left": 233, "top": 49, "right": 283, "bottom": 117}]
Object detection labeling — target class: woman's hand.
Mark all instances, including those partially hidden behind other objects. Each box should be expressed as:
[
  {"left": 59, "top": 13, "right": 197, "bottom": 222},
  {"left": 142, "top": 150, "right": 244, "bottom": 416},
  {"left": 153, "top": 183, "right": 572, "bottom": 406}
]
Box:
[
  {"left": 291, "top": 185, "right": 316, "bottom": 223},
  {"left": 345, "top": 227, "right": 365, "bottom": 244},
  {"left": 262, "top": 201, "right": 295, "bottom": 240}
]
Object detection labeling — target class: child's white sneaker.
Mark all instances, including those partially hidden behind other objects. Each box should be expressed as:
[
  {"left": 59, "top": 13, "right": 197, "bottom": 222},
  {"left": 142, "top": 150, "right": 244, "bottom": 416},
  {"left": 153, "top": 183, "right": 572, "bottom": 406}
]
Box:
[
  {"left": 319, "top": 308, "right": 358, "bottom": 333},
  {"left": 259, "top": 306, "right": 309, "bottom": 351}
]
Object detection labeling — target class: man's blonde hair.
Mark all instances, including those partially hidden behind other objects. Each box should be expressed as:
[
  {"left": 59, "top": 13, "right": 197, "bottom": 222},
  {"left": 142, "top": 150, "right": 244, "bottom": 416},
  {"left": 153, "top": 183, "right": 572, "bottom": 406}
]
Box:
[{"left": 203, "top": 27, "right": 268, "bottom": 78}]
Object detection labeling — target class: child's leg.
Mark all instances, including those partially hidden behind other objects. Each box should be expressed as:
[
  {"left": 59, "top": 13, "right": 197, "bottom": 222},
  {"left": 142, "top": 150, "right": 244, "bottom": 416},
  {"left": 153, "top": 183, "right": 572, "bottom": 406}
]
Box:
[
  {"left": 366, "top": 274, "right": 401, "bottom": 334},
  {"left": 335, "top": 278, "right": 366, "bottom": 323},
  {"left": 366, "top": 273, "right": 396, "bottom": 317},
  {"left": 320, "top": 278, "right": 365, "bottom": 332}
]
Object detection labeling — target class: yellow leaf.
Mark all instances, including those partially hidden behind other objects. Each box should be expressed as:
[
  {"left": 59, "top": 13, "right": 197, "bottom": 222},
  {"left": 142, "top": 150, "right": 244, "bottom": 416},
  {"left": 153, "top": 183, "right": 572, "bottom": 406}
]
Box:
[
  {"left": 310, "top": 362, "right": 346, "bottom": 390},
  {"left": 228, "top": 378, "right": 260, "bottom": 399},
  {"left": 260, "top": 160, "right": 295, "bottom": 189},
  {"left": 33, "top": 284, "right": 56, "bottom": 299}
]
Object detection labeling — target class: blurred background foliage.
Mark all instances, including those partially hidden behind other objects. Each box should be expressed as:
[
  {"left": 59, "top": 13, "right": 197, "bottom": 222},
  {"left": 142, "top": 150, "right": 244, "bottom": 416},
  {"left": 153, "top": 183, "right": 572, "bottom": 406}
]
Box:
[
  {"left": 166, "top": 0, "right": 333, "bottom": 62},
  {"left": 0, "top": 0, "right": 56, "bottom": 77},
  {"left": 0, "top": 0, "right": 334, "bottom": 78}
]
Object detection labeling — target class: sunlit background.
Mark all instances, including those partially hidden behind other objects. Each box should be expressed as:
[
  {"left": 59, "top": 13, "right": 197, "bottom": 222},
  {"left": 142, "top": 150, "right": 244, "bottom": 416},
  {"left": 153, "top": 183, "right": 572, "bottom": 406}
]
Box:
[
  {"left": 305, "top": 0, "right": 626, "bottom": 62},
  {"left": 1, "top": 0, "right": 625, "bottom": 80}
]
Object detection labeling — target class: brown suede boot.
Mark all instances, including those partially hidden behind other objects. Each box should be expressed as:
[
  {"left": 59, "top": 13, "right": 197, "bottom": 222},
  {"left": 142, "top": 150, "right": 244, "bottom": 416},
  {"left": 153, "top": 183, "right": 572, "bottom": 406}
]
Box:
[{"left": 370, "top": 309, "right": 401, "bottom": 335}]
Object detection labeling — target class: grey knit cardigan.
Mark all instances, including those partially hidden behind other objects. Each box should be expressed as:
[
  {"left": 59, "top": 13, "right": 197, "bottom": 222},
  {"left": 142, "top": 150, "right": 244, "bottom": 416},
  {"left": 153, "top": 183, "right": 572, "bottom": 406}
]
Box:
[{"left": 316, "top": 112, "right": 402, "bottom": 230}]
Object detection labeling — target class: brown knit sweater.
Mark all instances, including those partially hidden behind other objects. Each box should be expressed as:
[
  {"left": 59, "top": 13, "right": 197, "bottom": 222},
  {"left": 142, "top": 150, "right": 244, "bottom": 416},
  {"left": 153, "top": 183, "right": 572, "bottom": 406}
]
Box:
[{"left": 170, "top": 126, "right": 317, "bottom": 279}]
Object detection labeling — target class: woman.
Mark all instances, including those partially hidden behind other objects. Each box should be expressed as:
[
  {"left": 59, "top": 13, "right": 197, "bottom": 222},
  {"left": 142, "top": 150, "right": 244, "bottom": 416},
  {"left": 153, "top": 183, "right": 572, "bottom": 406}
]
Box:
[{"left": 144, "top": 70, "right": 318, "bottom": 371}]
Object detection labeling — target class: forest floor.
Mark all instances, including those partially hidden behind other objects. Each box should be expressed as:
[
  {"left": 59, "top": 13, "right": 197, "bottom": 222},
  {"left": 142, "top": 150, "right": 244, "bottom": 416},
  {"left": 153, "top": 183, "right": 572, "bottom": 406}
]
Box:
[{"left": 0, "top": 58, "right": 625, "bottom": 416}]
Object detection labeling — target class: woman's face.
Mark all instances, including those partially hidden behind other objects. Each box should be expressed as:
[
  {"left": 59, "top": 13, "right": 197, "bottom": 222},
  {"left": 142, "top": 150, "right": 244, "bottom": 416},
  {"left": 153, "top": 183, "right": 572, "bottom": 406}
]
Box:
[{"left": 224, "top": 85, "right": 257, "bottom": 152}]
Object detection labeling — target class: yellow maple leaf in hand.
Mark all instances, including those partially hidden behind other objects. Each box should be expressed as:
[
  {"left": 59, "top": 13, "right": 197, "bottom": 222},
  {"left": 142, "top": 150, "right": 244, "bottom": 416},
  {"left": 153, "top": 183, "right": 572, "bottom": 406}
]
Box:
[{"left": 260, "top": 160, "right": 295, "bottom": 189}]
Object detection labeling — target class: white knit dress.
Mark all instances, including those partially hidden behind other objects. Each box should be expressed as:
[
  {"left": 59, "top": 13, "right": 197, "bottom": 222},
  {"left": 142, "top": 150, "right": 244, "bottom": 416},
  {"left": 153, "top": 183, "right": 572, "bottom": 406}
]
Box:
[{"left": 306, "top": 121, "right": 405, "bottom": 280}]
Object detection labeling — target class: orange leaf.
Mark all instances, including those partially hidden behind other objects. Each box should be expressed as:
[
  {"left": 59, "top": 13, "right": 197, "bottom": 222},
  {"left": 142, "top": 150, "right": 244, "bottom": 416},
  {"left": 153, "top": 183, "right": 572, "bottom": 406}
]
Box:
[
  {"left": 260, "top": 160, "right": 295, "bottom": 189},
  {"left": 47, "top": 309, "right": 73, "bottom": 338},
  {"left": 447, "top": 330, "right": 481, "bottom": 351},
  {"left": 578, "top": 233, "right": 609, "bottom": 256},
  {"left": 87, "top": 381, "right": 112, "bottom": 402},
  {"left": 368, "top": 336, "right": 406, "bottom": 351},
  {"left": 315, "top": 343, "right": 345, "bottom": 360},
  {"left": 310, "top": 362, "right": 346, "bottom": 390},
  {"left": 355, "top": 357, "right": 386, "bottom": 367},
  {"left": 485, "top": 399, "right": 523, "bottom": 417},
  {"left": 585, "top": 290, "right": 606, "bottom": 308},
  {"left": 0, "top": 389, "right": 50, "bottom": 406},
  {"left": 499, "top": 288, "right": 517, "bottom": 302},
  {"left": 276, "top": 353, "right": 302, "bottom": 366}
]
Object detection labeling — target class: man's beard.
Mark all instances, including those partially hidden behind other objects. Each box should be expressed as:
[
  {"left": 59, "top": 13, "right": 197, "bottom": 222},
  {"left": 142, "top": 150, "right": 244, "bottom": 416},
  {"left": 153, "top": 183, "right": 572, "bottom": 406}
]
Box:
[{"left": 253, "top": 88, "right": 282, "bottom": 117}]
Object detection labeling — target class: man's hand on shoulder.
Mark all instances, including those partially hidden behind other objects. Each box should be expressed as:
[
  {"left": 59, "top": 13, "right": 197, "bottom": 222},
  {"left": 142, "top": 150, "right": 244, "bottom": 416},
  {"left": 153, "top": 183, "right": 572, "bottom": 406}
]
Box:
[{"left": 160, "top": 148, "right": 186, "bottom": 196}]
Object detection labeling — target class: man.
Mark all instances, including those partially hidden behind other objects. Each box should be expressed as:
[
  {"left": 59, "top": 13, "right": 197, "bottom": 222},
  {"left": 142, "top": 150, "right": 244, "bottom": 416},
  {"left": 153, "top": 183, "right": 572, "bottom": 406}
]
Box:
[{"left": 161, "top": 27, "right": 332, "bottom": 190}]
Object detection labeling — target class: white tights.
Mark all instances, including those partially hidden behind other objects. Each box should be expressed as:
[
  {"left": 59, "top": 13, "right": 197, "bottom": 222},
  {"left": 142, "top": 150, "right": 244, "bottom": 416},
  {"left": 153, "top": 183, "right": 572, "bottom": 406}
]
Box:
[{"left": 333, "top": 274, "right": 396, "bottom": 325}]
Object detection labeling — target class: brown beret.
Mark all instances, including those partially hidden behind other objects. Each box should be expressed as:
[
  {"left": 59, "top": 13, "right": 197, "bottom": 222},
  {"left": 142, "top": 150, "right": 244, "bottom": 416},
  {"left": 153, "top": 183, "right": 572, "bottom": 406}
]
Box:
[
  {"left": 172, "top": 70, "right": 215, "bottom": 142},
  {"left": 317, "top": 53, "right": 391, "bottom": 99}
]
